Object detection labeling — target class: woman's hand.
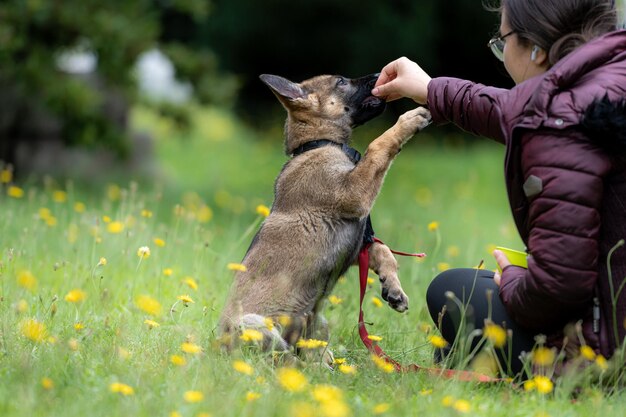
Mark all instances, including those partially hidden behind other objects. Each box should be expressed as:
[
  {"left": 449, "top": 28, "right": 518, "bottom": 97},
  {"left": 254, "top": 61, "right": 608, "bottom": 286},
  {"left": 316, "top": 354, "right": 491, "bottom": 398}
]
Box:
[
  {"left": 372, "top": 57, "right": 431, "bottom": 104},
  {"left": 492, "top": 249, "right": 512, "bottom": 286}
]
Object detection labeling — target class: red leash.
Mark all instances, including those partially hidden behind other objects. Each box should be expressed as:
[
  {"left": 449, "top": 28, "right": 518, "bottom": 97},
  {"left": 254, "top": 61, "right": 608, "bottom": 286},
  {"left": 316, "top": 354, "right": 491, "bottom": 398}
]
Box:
[{"left": 358, "top": 238, "right": 506, "bottom": 383}]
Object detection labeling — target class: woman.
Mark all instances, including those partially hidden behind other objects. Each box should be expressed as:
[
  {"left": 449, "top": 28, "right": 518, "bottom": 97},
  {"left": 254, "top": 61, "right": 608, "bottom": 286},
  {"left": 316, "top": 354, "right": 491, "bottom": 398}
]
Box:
[{"left": 373, "top": 0, "right": 626, "bottom": 376}]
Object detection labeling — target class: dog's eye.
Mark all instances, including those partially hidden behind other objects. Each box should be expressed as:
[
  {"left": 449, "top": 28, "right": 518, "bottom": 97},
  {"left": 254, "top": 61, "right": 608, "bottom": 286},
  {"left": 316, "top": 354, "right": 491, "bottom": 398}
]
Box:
[{"left": 336, "top": 77, "right": 347, "bottom": 87}]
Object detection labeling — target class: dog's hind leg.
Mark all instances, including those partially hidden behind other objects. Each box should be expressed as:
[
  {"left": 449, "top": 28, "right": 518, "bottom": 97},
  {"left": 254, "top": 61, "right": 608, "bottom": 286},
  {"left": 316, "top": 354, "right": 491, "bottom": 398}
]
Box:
[{"left": 368, "top": 241, "right": 409, "bottom": 312}]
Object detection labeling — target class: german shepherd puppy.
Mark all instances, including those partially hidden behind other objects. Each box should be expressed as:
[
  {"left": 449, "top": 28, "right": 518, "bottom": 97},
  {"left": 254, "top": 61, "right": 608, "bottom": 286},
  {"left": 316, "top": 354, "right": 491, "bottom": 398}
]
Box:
[{"left": 219, "top": 73, "right": 431, "bottom": 364}]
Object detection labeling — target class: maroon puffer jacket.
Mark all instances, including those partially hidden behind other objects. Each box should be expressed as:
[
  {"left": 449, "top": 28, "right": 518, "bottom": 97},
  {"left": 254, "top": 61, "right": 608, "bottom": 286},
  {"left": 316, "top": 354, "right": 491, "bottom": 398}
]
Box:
[{"left": 427, "top": 30, "right": 626, "bottom": 359}]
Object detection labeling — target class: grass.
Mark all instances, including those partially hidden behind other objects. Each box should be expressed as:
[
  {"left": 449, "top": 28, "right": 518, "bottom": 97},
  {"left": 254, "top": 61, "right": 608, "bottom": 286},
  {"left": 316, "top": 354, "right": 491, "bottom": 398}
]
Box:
[{"left": 0, "top": 105, "right": 624, "bottom": 417}]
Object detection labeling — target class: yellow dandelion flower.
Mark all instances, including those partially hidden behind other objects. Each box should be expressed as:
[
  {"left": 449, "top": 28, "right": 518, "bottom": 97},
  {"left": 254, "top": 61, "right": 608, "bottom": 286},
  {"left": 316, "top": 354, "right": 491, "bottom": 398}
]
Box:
[
  {"left": 44, "top": 216, "right": 57, "bottom": 227},
  {"left": 68, "top": 338, "right": 79, "bottom": 351},
  {"left": 102, "top": 215, "right": 112, "bottom": 223},
  {"left": 141, "top": 209, "right": 153, "bottom": 218},
  {"left": 427, "top": 221, "right": 439, "bottom": 231},
  {"left": 333, "top": 358, "right": 346, "bottom": 365},
  {"left": 170, "top": 354, "right": 186, "bottom": 366},
  {"left": 277, "top": 315, "right": 292, "bottom": 327},
  {"left": 373, "top": 403, "right": 390, "bottom": 415},
  {"left": 184, "top": 390, "right": 204, "bottom": 403},
  {"left": 595, "top": 355, "right": 608, "bottom": 371},
  {"left": 181, "top": 342, "right": 202, "bottom": 354},
  {"left": 20, "top": 319, "right": 47, "bottom": 343},
  {"left": 144, "top": 319, "right": 160, "bottom": 329},
  {"left": 135, "top": 295, "right": 162, "bottom": 316},
  {"left": 296, "top": 338, "right": 328, "bottom": 349},
  {"left": 227, "top": 263, "right": 247, "bottom": 272},
  {"left": 367, "top": 335, "right": 383, "bottom": 342},
  {"left": 256, "top": 204, "right": 270, "bottom": 217},
  {"left": 97, "top": 257, "right": 107, "bottom": 266},
  {"left": 276, "top": 367, "right": 308, "bottom": 392},
  {"left": 15, "top": 299, "right": 28, "bottom": 314},
  {"left": 580, "top": 345, "right": 596, "bottom": 361},
  {"left": 107, "top": 221, "right": 124, "bottom": 234},
  {"left": 338, "top": 364, "right": 357, "bottom": 375},
  {"left": 73, "top": 201, "right": 86, "bottom": 213},
  {"left": 320, "top": 398, "right": 350, "bottom": 417},
  {"left": 437, "top": 262, "right": 451, "bottom": 272},
  {"left": 39, "top": 207, "right": 52, "bottom": 220},
  {"left": 233, "top": 360, "right": 254, "bottom": 375},
  {"left": 370, "top": 354, "right": 394, "bottom": 373},
  {"left": 328, "top": 295, "right": 343, "bottom": 305},
  {"left": 441, "top": 395, "right": 454, "bottom": 407},
  {"left": 531, "top": 346, "right": 556, "bottom": 367},
  {"left": 264, "top": 317, "right": 274, "bottom": 331},
  {"left": 109, "top": 382, "right": 134, "bottom": 396},
  {"left": 428, "top": 334, "right": 448, "bottom": 349},
  {"left": 197, "top": 205, "right": 213, "bottom": 223},
  {"left": 420, "top": 389, "right": 433, "bottom": 396},
  {"left": 183, "top": 277, "right": 198, "bottom": 290},
  {"left": 170, "top": 412, "right": 182, "bottom": 417},
  {"left": 311, "top": 384, "right": 343, "bottom": 402},
  {"left": 177, "top": 294, "right": 195, "bottom": 305},
  {"left": 17, "top": 270, "right": 37, "bottom": 291},
  {"left": 533, "top": 375, "right": 554, "bottom": 394},
  {"left": 137, "top": 246, "right": 151, "bottom": 259},
  {"left": 153, "top": 237, "right": 166, "bottom": 247},
  {"left": 371, "top": 297, "right": 383, "bottom": 308},
  {"left": 41, "top": 377, "right": 54, "bottom": 390},
  {"left": 197, "top": 413, "right": 212, "bottom": 417},
  {"left": 52, "top": 190, "right": 67, "bottom": 203},
  {"left": 256, "top": 376, "right": 266, "bottom": 385},
  {"left": 453, "top": 400, "right": 471, "bottom": 413},
  {"left": 74, "top": 322, "right": 84, "bottom": 331},
  {"left": 483, "top": 322, "right": 507, "bottom": 348},
  {"left": 163, "top": 268, "right": 173, "bottom": 276},
  {"left": 0, "top": 168, "right": 12, "bottom": 183},
  {"left": 64, "top": 289, "right": 87, "bottom": 303},
  {"left": 246, "top": 391, "right": 261, "bottom": 402},
  {"left": 367, "top": 276, "right": 375, "bottom": 285},
  {"left": 8, "top": 185, "right": 24, "bottom": 198},
  {"left": 239, "top": 329, "right": 264, "bottom": 343},
  {"left": 523, "top": 379, "right": 536, "bottom": 392}
]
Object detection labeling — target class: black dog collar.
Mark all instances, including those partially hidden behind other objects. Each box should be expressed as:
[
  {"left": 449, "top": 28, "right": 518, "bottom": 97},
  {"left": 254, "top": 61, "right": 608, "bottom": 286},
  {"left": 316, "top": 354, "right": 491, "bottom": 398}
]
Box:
[{"left": 291, "top": 139, "right": 362, "bottom": 164}]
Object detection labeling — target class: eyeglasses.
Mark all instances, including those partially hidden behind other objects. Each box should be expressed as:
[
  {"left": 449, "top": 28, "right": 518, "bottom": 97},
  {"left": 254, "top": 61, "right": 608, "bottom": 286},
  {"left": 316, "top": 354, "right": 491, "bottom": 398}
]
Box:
[{"left": 487, "top": 30, "right": 515, "bottom": 61}]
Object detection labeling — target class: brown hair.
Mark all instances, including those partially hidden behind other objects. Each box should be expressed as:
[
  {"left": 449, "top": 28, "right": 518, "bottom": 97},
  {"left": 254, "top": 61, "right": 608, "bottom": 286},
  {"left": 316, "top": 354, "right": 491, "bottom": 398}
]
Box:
[{"left": 487, "top": 0, "right": 618, "bottom": 66}]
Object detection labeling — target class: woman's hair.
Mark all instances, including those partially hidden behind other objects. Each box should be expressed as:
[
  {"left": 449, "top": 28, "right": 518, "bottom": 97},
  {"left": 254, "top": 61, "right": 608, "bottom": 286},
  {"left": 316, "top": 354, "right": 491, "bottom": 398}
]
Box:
[{"left": 488, "top": 0, "right": 618, "bottom": 66}]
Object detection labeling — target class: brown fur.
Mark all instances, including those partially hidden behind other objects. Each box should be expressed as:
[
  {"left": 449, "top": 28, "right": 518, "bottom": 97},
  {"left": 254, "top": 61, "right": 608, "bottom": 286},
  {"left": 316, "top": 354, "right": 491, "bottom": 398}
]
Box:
[{"left": 219, "top": 73, "right": 431, "bottom": 364}]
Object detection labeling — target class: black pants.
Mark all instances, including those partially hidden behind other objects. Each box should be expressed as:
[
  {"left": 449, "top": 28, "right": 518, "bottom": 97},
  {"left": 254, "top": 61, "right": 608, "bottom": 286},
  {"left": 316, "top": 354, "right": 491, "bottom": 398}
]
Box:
[{"left": 426, "top": 268, "right": 536, "bottom": 376}]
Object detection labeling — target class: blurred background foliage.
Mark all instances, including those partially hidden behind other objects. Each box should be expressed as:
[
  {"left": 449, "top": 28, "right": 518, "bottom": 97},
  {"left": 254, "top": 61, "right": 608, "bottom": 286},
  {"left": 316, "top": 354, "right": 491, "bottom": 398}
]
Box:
[{"left": 0, "top": 0, "right": 514, "bottom": 178}]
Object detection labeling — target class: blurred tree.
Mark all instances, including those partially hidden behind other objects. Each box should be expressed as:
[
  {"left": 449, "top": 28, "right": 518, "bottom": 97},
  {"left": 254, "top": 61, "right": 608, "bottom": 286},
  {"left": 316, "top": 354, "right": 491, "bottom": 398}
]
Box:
[
  {"left": 199, "top": 0, "right": 512, "bottom": 123},
  {"left": 0, "top": 0, "right": 236, "bottom": 174}
]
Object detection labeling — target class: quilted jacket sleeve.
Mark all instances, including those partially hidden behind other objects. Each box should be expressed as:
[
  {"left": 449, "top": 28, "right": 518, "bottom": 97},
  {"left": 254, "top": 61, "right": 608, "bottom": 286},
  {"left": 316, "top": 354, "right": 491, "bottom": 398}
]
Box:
[
  {"left": 498, "top": 128, "right": 613, "bottom": 332},
  {"left": 427, "top": 77, "right": 508, "bottom": 144}
]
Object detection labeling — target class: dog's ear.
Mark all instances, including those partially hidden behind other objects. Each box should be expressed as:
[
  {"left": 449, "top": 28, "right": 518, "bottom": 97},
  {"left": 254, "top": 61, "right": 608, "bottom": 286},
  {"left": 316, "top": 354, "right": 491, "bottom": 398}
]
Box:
[{"left": 259, "top": 74, "right": 308, "bottom": 107}]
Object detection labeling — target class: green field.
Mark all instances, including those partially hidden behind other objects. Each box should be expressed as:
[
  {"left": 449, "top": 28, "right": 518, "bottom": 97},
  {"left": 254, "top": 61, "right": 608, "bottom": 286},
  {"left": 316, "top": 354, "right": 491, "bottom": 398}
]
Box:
[{"left": 1, "top": 106, "right": 624, "bottom": 417}]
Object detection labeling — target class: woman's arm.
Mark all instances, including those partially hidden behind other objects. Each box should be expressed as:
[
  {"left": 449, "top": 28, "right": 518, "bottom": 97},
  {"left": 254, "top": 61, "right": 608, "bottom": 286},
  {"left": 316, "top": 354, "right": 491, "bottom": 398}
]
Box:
[{"left": 427, "top": 77, "right": 509, "bottom": 144}]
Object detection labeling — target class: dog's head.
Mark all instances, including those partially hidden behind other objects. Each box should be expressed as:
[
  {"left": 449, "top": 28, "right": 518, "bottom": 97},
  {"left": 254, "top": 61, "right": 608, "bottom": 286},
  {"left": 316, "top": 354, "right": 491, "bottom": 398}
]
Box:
[{"left": 260, "top": 73, "right": 386, "bottom": 152}]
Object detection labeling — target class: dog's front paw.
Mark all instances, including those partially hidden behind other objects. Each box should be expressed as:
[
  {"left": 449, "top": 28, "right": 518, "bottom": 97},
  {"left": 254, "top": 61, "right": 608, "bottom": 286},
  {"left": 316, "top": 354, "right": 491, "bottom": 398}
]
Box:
[
  {"left": 381, "top": 283, "right": 409, "bottom": 313},
  {"left": 395, "top": 107, "right": 432, "bottom": 144}
]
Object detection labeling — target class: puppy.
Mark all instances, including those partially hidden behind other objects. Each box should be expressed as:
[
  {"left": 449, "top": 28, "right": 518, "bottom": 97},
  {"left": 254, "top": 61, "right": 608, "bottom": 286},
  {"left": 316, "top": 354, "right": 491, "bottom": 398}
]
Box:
[{"left": 219, "top": 73, "right": 431, "bottom": 364}]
